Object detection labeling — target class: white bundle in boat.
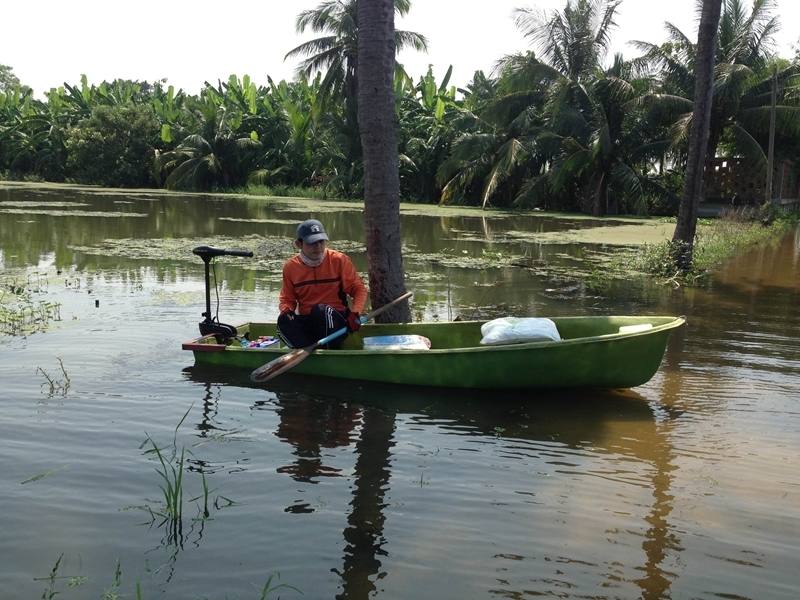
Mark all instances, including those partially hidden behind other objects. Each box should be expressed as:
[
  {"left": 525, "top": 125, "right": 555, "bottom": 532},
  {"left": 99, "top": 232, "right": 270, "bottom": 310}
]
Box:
[
  {"left": 362, "top": 335, "right": 432, "bottom": 350},
  {"left": 480, "top": 317, "right": 561, "bottom": 345}
]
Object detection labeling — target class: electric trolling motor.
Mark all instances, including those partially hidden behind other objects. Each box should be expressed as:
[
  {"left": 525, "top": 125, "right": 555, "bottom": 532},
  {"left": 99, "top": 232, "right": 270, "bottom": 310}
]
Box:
[{"left": 193, "top": 245, "right": 254, "bottom": 341}]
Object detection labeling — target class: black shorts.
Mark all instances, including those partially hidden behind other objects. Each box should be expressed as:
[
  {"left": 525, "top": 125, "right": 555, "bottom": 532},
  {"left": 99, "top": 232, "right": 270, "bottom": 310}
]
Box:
[{"left": 276, "top": 304, "right": 349, "bottom": 349}]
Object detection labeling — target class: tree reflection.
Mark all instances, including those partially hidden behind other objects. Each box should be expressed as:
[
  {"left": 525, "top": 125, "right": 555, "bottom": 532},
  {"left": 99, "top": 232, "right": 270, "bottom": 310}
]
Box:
[
  {"left": 634, "top": 337, "right": 685, "bottom": 599},
  {"left": 188, "top": 366, "right": 682, "bottom": 599},
  {"left": 265, "top": 384, "right": 396, "bottom": 592},
  {"left": 335, "top": 405, "right": 396, "bottom": 599}
]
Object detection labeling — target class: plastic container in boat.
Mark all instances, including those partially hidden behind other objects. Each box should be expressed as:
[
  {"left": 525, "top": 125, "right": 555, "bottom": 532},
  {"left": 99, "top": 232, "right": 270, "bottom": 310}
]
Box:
[{"left": 362, "top": 335, "right": 432, "bottom": 350}]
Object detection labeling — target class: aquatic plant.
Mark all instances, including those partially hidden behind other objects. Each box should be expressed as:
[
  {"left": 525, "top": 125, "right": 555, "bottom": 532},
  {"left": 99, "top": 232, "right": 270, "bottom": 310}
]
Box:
[
  {"left": 0, "top": 273, "right": 61, "bottom": 336},
  {"left": 36, "top": 553, "right": 297, "bottom": 599},
  {"left": 34, "top": 554, "right": 89, "bottom": 599},
  {"left": 36, "top": 357, "right": 70, "bottom": 396},
  {"left": 146, "top": 439, "right": 185, "bottom": 527}
]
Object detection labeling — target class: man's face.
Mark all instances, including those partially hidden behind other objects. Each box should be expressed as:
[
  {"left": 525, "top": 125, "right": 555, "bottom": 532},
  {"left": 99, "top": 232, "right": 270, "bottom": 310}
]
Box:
[{"left": 300, "top": 239, "right": 327, "bottom": 260}]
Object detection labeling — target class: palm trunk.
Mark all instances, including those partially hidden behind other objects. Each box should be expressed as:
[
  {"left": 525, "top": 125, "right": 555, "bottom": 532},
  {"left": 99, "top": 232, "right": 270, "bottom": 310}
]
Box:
[
  {"left": 592, "top": 172, "right": 607, "bottom": 217},
  {"left": 357, "top": 0, "right": 411, "bottom": 323},
  {"left": 672, "top": 0, "right": 723, "bottom": 270},
  {"left": 344, "top": 60, "right": 362, "bottom": 168}
]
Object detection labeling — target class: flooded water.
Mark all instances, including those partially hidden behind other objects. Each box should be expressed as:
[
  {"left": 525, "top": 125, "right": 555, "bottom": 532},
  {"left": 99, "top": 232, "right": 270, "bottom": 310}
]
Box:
[{"left": 1, "top": 183, "right": 798, "bottom": 599}]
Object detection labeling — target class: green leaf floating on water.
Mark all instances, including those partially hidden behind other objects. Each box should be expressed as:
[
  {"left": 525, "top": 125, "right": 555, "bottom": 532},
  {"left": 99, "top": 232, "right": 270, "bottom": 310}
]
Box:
[{"left": 20, "top": 466, "right": 66, "bottom": 485}]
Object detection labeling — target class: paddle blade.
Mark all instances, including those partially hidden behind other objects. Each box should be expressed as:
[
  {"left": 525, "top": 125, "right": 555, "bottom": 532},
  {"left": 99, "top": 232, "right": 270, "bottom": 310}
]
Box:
[{"left": 250, "top": 348, "right": 310, "bottom": 383}]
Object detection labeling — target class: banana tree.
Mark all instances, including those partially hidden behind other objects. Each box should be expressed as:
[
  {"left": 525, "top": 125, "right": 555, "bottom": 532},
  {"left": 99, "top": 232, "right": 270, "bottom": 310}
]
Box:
[
  {"left": 155, "top": 91, "right": 260, "bottom": 190},
  {"left": 398, "top": 65, "right": 464, "bottom": 202}
]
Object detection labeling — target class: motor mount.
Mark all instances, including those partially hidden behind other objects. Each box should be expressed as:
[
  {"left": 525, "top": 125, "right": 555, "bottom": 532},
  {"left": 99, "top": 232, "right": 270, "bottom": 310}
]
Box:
[{"left": 193, "top": 245, "right": 253, "bottom": 342}]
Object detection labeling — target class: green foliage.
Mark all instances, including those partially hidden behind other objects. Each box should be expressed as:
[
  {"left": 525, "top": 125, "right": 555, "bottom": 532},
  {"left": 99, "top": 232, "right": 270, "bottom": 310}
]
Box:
[
  {"left": 0, "top": 64, "right": 24, "bottom": 92},
  {"left": 66, "top": 104, "right": 161, "bottom": 187},
  {"left": 1, "top": 0, "right": 798, "bottom": 216},
  {"left": 635, "top": 211, "right": 797, "bottom": 284}
]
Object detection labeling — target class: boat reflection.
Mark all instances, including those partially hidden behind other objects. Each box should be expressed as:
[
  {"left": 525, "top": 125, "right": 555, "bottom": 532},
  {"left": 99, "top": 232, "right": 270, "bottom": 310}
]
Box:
[{"left": 184, "top": 367, "right": 678, "bottom": 599}]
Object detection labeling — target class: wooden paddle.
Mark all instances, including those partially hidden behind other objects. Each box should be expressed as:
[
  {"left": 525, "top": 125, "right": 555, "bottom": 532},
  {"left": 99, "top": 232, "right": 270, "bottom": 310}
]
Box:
[{"left": 250, "top": 291, "right": 413, "bottom": 384}]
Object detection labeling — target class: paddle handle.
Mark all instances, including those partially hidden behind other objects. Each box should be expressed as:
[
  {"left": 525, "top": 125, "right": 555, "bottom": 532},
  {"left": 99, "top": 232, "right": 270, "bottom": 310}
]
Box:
[
  {"left": 250, "top": 291, "right": 413, "bottom": 384},
  {"left": 313, "top": 291, "right": 413, "bottom": 348}
]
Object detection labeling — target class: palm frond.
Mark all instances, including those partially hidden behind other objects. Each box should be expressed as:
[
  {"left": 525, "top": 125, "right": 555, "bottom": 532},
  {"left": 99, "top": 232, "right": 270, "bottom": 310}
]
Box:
[
  {"left": 667, "top": 113, "right": 692, "bottom": 147},
  {"left": 179, "top": 134, "right": 213, "bottom": 154},
  {"left": 551, "top": 144, "right": 592, "bottom": 192},
  {"left": 295, "top": 1, "right": 343, "bottom": 34},
  {"left": 395, "top": 30, "right": 428, "bottom": 53},
  {"left": 663, "top": 22, "right": 694, "bottom": 50},
  {"left": 638, "top": 93, "right": 694, "bottom": 112},
  {"left": 713, "top": 63, "right": 753, "bottom": 104},
  {"left": 512, "top": 173, "right": 551, "bottom": 208},
  {"left": 609, "top": 161, "right": 643, "bottom": 198},
  {"left": 481, "top": 138, "right": 527, "bottom": 208},
  {"left": 285, "top": 36, "right": 340, "bottom": 62},
  {"left": 736, "top": 105, "right": 800, "bottom": 137},
  {"left": 482, "top": 91, "right": 541, "bottom": 129},
  {"left": 727, "top": 122, "right": 767, "bottom": 169},
  {"left": 593, "top": 0, "right": 622, "bottom": 53}
]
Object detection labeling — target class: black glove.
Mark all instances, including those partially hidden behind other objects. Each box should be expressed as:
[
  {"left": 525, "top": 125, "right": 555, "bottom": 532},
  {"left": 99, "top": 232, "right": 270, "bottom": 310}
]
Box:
[
  {"left": 280, "top": 310, "right": 295, "bottom": 321},
  {"left": 346, "top": 311, "right": 361, "bottom": 332}
]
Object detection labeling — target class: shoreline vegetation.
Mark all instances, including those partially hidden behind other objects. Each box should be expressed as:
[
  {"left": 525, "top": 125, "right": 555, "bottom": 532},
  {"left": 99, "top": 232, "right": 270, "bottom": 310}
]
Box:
[
  {"left": 2, "top": 0, "right": 798, "bottom": 221},
  {"left": 621, "top": 210, "right": 798, "bottom": 285}
]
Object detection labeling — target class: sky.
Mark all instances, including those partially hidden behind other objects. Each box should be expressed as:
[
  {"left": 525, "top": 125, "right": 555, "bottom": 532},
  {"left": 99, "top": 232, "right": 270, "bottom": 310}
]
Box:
[{"left": 2, "top": 0, "right": 798, "bottom": 98}]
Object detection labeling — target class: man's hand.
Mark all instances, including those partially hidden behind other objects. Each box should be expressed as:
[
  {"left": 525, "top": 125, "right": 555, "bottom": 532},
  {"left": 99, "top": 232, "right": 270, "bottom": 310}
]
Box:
[
  {"left": 346, "top": 311, "right": 361, "bottom": 332},
  {"left": 280, "top": 310, "right": 295, "bottom": 321}
]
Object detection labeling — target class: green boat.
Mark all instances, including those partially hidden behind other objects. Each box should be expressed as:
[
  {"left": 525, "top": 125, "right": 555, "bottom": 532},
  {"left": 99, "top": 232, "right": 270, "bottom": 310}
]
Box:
[
  {"left": 183, "top": 315, "right": 685, "bottom": 390},
  {"left": 184, "top": 247, "right": 683, "bottom": 390}
]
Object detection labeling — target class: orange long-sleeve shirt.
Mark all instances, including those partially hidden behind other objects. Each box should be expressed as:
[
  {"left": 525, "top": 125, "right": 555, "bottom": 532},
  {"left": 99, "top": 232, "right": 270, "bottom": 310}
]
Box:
[{"left": 279, "top": 249, "right": 368, "bottom": 315}]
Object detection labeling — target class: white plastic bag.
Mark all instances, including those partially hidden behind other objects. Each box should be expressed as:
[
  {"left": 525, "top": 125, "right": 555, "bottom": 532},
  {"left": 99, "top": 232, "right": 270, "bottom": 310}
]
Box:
[{"left": 479, "top": 317, "right": 561, "bottom": 345}]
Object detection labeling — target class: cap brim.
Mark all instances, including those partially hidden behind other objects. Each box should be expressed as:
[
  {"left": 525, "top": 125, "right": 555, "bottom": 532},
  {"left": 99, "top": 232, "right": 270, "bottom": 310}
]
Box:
[{"left": 303, "top": 233, "right": 328, "bottom": 244}]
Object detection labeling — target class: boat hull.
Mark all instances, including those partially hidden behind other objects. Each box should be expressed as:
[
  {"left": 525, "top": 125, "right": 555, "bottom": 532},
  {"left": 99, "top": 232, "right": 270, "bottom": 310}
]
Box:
[{"left": 183, "top": 316, "right": 684, "bottom": 389}]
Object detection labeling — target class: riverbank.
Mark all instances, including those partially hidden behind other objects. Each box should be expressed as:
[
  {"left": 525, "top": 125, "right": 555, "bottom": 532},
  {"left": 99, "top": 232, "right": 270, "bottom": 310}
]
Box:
[{"left": 628, "top": 211, "right": 799, "bottom": 285}]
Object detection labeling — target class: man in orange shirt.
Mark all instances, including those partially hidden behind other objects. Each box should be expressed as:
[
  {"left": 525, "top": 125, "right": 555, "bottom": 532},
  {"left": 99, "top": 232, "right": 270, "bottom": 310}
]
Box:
[{"left": 277, "top": 219, "right": 368, "bottom": 348}]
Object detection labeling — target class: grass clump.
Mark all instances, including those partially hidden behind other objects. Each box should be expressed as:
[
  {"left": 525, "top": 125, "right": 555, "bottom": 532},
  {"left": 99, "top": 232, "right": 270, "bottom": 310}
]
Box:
[
  {"left": 36, "top": 553, "right": 297, "bottom": 599},
  {"left": 633, "top": 208, "right": 798, "bottom": 285}
]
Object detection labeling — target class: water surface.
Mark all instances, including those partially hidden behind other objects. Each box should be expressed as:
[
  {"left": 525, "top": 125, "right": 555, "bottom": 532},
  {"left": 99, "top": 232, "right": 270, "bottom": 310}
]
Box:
[{"left": 1, "top": 184, "right": 798, "bottom": 599}]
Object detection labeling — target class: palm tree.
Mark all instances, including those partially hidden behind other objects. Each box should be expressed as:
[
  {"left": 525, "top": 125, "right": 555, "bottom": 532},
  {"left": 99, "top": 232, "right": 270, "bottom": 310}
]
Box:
[
  {"left": 508, "top": 0, "right": 644, "bottom": 216},
  {"left": 512, "top": 0, "right": 621, "bottom": 83},
  {"left": 672, "top": 0, "right": 723, "bottom": 270},
  {"left": 439, "top": 0, "right": 654, "bottom": 214},
  {"left": 631, "top": 0, "right": 800, "bottom": 182},
  {"left": 285, "top": 0, "right": 427, "bottom": 195},
  {"left": 436, "top": 96, "right": 546, "bottom": 209},
  {"left": 357, "top": 0, "right": 411, "bottom": 323}
]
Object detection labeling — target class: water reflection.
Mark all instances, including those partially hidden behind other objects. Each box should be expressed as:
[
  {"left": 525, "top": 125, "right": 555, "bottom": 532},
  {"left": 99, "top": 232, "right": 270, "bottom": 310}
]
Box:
[
  {"left": 186, "top": 367, "right": 680, "bottom": 598},
  {"left": 272, "top": 393, "right": 360, "bottom": 487}
]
